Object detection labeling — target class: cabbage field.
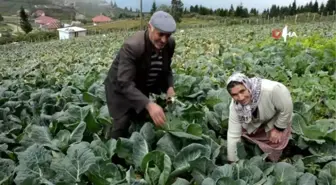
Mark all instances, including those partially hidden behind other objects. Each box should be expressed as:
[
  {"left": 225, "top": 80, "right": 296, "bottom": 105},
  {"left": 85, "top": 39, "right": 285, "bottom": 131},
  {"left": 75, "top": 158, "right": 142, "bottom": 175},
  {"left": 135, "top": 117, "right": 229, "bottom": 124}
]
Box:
[{"left": 0, "top": 22, "right": 335, "bottom": 185}]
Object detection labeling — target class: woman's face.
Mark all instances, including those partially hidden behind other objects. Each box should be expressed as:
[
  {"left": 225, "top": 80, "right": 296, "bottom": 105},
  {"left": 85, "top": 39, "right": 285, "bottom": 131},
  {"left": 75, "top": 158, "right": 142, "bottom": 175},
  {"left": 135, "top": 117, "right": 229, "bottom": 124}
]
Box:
[{"left": 230, "top": 84, "right": 251, "bottom": 105}]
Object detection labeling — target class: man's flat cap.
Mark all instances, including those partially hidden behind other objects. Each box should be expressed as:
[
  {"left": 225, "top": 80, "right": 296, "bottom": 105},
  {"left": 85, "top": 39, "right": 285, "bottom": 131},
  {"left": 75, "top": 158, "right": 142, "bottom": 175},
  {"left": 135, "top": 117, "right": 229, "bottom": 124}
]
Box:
[{"left": 149, "top": 11, "right": 176, "bottom": 33}]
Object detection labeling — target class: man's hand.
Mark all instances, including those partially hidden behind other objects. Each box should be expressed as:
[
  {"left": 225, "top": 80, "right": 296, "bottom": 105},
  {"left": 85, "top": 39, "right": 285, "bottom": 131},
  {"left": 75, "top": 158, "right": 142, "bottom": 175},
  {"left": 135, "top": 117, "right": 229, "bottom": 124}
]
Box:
[
  {"left": 227, "top": 160, "right": 236, "bottom": 165},
  {"left": 146, "top": 102, "right": 166, "bottom": 127},
  {"left": 166, "top": 87, "right": 175, "bottom": 98},
  {"left": 166, "top": 87, "right": 175, "bottom": 104},
  {"left": 269, "top": 128, "right": 283, "bottom": 144}
]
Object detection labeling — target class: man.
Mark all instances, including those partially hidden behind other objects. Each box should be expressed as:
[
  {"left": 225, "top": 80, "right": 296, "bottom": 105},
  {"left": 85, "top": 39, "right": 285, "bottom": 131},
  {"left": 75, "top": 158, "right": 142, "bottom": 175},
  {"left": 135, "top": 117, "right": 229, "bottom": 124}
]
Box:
[{"left": 103, "top": 11, "right": 177, "bottom": 140}]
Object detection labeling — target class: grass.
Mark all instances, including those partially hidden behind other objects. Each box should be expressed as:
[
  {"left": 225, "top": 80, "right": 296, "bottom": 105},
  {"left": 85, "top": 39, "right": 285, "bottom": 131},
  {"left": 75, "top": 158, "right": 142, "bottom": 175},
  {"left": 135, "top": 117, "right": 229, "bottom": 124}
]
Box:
[
  {"left": 179, "top": 17, "right": 219, "bottom": 26},
  {"left": 3, "top": 16, "right": 20, "bottom": 24},
  {"left": 84, "top": 19, "right": 140, "bottom": 30},
  {"left": 0, "top": 23, "right": 12, "bottom": 32},
  {"left": 81, "top": 13, "right": 336, "bottom": 34},
  {"left": 82, "top": 17, "right": 221, "bottom": 33}
]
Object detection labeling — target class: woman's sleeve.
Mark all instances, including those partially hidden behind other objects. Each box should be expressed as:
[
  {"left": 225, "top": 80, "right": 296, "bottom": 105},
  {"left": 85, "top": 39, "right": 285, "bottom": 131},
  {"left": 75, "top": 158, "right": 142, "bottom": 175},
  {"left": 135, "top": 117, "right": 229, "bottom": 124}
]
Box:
[
  {"left": 271, "top": 83, "right": 293, "bottom": 129},
  {"left": 227, "top": 101, "right": 242, "bottom": 162}
]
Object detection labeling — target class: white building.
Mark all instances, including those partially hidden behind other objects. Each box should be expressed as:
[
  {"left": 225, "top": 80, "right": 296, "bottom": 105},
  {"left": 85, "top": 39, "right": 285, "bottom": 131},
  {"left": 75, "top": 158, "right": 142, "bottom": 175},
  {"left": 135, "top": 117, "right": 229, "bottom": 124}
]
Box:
[{"left": 57, "top": 26, "right": 87, "bottom": 40}]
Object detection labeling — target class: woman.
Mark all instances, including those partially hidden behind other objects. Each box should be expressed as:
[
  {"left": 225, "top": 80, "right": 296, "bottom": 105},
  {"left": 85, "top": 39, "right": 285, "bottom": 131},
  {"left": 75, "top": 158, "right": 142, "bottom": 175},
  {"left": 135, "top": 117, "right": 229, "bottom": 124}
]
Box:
[{"left": 226, "top": 72, "right": 293, "bottom": 162}]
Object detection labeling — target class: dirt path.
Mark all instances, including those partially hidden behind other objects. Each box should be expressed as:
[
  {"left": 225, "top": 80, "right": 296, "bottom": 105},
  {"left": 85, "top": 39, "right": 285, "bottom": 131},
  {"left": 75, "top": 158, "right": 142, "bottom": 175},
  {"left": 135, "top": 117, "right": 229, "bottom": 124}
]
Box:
[{"left": 7, "top": 23, "right": 24, "bottom": 33}]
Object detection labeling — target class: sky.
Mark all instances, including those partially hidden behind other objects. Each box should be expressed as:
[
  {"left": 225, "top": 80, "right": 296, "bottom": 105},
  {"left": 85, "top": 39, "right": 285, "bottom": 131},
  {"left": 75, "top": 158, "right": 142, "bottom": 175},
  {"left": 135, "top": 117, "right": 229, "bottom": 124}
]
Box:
[{"left": 113, "top": 0, "right": 328, "bottom": 12}]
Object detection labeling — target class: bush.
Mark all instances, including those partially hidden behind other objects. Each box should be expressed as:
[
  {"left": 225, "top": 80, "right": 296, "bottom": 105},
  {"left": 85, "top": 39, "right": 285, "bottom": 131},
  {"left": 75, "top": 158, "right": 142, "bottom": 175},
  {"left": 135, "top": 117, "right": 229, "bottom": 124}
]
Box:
[
  {"left": 0, "top": 31, "right": 58, "bottom": 45},
  {"left": 182, "top": 13, "right": 198, "bottom": 18}
]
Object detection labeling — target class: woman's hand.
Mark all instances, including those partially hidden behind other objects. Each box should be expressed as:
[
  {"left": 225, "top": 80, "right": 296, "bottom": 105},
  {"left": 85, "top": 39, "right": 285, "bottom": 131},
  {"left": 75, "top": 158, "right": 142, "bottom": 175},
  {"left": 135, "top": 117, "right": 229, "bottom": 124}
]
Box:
[{"left": 269, "top": 128, "right": 283, "bottom": 144}]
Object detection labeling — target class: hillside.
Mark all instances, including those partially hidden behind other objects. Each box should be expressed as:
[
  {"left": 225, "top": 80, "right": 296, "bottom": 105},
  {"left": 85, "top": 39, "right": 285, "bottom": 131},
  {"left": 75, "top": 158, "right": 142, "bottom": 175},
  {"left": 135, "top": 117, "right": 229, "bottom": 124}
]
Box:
[
  {"left": 0, "top": 0, "right": 136, "bottom": 20},
  {"left": 74, "top": 2, "right": 137, "bottom": 19},
  {"left": 0, "top": 0, "right": 53, "bottom": 15}
]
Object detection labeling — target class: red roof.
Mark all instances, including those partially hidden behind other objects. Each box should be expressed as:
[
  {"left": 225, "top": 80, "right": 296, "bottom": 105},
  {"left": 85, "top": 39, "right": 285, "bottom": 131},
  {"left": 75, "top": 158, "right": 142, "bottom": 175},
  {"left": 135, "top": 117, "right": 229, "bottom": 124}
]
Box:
[
  {"left": 42, "top": 22, "right": 61, "bottom": 29},
  {"left": 92, "top": 15, "right": 111, "bottom": 23},
  {"left": 35, "top": 15, "right": 59, "bottom": 25}
]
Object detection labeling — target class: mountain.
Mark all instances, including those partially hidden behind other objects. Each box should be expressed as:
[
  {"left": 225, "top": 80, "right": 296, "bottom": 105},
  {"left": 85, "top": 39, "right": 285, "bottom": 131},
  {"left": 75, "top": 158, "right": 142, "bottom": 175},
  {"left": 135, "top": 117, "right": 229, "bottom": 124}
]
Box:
[
  {"left": 0, "top": 0, "right": 53, "bottom": 15},
  {"left": 0, "top": 0, "right": 137, "bottom": 19},
  {"left": 74, "top": 1, "right": 137, "bottom": 18}
]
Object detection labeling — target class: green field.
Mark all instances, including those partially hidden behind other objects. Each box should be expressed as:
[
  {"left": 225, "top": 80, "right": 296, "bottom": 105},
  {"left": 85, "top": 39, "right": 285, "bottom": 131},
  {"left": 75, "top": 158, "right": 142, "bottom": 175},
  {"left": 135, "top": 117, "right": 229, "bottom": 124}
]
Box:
[
  {"left": 0, "top": 23, "right": 12, "bottom": 32},
  {"left": 0, "top": 22, "right": 335, "bottom": 185},
  {"left": 83, "top": 17, "right": 221, "bottom": 33}
]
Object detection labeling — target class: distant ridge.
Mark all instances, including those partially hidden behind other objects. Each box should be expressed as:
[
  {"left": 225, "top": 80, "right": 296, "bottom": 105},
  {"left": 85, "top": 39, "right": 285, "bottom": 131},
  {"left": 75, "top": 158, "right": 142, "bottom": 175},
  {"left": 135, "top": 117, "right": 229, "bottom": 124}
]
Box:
[{"left": 0, "top": 0, "right": 139, "bottom": 20}]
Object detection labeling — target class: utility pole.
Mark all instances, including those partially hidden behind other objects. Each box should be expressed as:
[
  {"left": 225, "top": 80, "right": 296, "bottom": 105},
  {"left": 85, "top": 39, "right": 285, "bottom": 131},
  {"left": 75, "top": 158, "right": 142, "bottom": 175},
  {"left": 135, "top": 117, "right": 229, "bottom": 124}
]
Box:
[{"left": 140, "top": 0, "right": 143, "bottom": 30}]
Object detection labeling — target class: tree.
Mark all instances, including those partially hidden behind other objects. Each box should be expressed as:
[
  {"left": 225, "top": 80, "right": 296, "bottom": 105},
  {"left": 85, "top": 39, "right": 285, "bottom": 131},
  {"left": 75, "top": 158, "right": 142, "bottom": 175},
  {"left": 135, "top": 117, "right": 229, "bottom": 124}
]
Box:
[
  {"left": 313, "top": 0, "right": 319, "bottom": 13},
  {"left": 290, "top": 0, "right": 297, "bottom": 15},
  {"left": 325, "top": 0, "right": 336, "bottom": 13},
  {"left": 183, "top": 7, "right": 188, "bottom": 14},
  {"left": 229, "top": 4, "right": 235, "bottom": 16},
  {"left": 171, "top": 0, "right": 184, "bottom": 23},
  {"left": 234, "top": 3, "right": 249, "bottom": 17},
  {"left": 157, "top": 4, "right": 170, "bottom": 12},
  {"left": 250, "top": 8, "right": 257, "bottom": 16},
  {"left": 320, "top": 3, "right": 325, "bottom": 14},
  {"left": 150, "top": 0, "right": 157, "bottom": 15},
  {"left": 199, "top": 5, "right": 209, "bottom": 15},
  {"left": 19, "top": 6, "right": 32, "bottom": 34},
  {"left": 194, "top": 5, "right": 199, "bottom": 13}
]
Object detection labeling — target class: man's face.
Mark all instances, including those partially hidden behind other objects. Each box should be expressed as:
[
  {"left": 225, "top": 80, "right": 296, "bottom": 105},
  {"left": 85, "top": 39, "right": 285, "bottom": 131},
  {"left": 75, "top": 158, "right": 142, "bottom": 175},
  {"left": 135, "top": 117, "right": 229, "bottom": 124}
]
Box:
[{"left": 149, "top": 24, "right": 171, "bottom": 49}]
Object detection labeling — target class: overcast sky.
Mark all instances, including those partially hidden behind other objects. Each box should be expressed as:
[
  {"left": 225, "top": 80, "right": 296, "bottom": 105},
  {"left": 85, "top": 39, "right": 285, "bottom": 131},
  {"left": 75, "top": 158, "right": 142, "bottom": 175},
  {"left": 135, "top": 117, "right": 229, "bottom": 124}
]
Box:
[{"left": 114, "top": 0, "right": 328, "bottom": 12}]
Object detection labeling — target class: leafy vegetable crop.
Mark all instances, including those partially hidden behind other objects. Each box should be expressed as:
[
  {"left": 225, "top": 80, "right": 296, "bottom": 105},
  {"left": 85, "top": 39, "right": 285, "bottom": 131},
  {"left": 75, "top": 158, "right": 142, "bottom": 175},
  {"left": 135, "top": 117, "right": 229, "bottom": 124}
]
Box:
[{"left": 0, "top": 22, "right": 335, "bottom": 185}]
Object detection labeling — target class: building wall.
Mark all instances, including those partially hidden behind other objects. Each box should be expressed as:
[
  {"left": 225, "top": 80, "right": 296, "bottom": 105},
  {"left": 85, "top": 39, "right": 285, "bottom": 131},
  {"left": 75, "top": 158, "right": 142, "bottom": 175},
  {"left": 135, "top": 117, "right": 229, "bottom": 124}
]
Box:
[
  {"left": 69, "top": 31, "right": 86, "bottom": 38},
  {"left": 59, "top": 31, "right": 70, "bottom": 40},
  {"left": 78, "top": 31, "right": 86, "bottom": 37},
  {"left": 59, "top": 31, "right": 87, "bottom": 40}
]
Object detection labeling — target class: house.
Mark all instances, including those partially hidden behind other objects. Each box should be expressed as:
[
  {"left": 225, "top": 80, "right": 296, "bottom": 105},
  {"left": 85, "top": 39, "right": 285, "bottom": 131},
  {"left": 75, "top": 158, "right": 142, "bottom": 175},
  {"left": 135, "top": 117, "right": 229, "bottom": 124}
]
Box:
[
  {"left": 57, "top": 26, "right": 87, "bottom": 40},
  {"left": 41, "top": 22, "right": 61, "bottom": 31},
  {"left": 35, "top": 15, "right": 60, "bottom": 31},
  {"left": 35, "top": 15, "right": 58, "bottom": 24},
  {"left": 71, "top": 21, "right": 83, "bottom": 26},
  {"left": 34, "top": 10, "right": 45, "bottom": 17},
  {"left": 92, "top": 15, "right": 111, "bottom": 24}
]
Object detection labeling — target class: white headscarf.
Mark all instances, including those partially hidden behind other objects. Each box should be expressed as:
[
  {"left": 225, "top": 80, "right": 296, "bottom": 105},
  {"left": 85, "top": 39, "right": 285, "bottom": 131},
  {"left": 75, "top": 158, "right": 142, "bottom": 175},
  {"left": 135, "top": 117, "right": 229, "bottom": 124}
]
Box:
[{"left": 227, "top": 72, "right": 262, "bottom": 125}]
